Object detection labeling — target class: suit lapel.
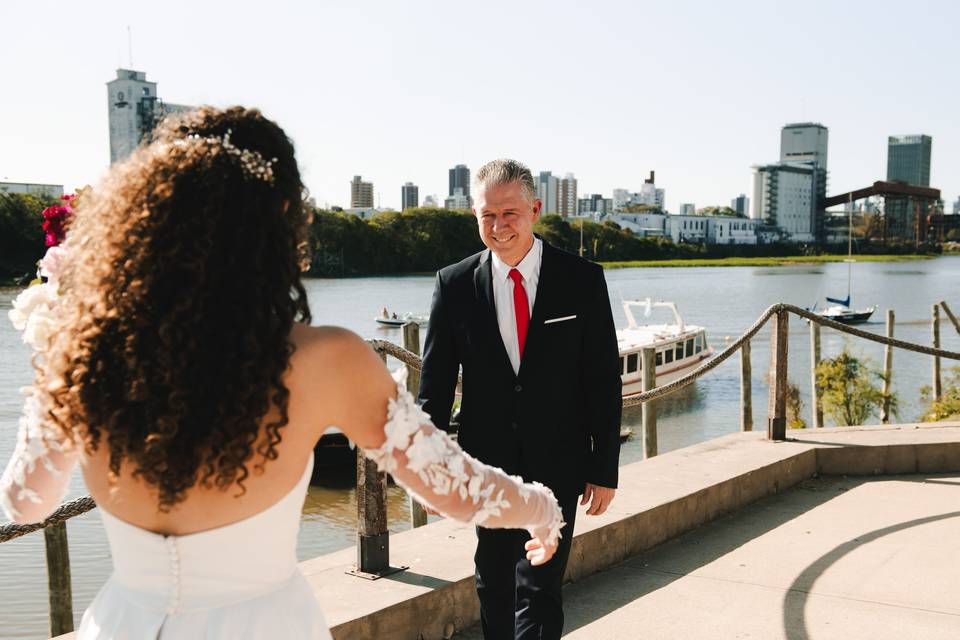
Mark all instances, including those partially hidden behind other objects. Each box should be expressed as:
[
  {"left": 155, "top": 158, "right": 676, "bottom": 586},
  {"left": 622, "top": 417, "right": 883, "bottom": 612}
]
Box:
[
  {"left": 518, "top": 241, "right": 560, "bottom": 381},
  {"left": 474, "top": 250, "right": 516, "bottom": 380}
]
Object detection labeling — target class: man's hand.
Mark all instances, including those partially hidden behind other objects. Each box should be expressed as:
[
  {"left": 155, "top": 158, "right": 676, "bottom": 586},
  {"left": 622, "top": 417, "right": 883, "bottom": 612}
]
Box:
[{"left": 580, "top": 483, "right": 616, "bottom": 516}]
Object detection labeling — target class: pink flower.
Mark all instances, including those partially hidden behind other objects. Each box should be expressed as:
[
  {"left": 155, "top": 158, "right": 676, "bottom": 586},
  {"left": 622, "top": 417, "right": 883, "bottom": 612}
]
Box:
[{"left": 41, "top": 203, "right": 73, "bottom": 247}]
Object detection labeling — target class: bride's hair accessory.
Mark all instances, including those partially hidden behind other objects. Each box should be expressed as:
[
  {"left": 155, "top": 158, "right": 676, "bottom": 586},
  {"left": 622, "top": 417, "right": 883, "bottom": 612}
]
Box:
[{"left": 174, "top": 129, "right": 277, "bottom": 184}]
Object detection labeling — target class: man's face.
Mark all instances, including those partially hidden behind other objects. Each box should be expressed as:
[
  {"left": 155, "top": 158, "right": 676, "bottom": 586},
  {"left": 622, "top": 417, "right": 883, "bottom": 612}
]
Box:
[{"left": 473, "top": 181, "right": 542, "bottom": 267}]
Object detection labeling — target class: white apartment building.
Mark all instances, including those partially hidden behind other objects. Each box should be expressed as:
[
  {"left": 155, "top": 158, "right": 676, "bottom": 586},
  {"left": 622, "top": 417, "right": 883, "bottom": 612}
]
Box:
[
  {"left": 679, "top": 203, "right": 696, "bottom": 216},
  {"left": 536, "top": 171, "right": 559, "bottom": 214},
  {"left": 444, "top": 187, "right": 471, "bottom": 209},
  {"left": 667, "top": 215, "right": 709, "bottom": 244},
  {"left": 605, "top": 213, "right": 667, "bottom": 237},
  {"left": 752, "top": 163, "right": 816, "bottom": 243},
  {"left": 0, "top": 182, "right": 63, "bottom": 197},
  {"left": 107, "top": 69, "right": 192, "bottom": 164}
]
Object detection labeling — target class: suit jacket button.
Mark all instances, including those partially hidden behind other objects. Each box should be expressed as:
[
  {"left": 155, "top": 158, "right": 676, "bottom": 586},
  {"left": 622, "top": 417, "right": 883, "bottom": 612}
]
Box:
[{"left": 514, "top": 384, "right": 522, "bottom": 393}]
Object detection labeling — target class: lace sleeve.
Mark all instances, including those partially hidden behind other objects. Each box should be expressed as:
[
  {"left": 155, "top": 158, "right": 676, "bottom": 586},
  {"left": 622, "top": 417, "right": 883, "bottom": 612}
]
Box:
[
  {"left": 363, "top": 383, "right": 564, "bottom": 548},
  {"left": 0, "top": 386, "right": 78, "bottom": 524}
]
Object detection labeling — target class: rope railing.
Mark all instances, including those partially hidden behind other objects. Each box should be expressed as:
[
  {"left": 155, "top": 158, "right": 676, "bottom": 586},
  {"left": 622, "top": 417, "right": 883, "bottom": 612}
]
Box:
[{"left": 4, "top": 302, "right": 960, "bottom": 635}]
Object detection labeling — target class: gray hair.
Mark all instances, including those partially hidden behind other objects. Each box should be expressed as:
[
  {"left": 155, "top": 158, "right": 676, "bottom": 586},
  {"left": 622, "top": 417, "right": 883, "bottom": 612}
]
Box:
[{"left": 474, "top": 159, "right": 537, "bottom": 203}]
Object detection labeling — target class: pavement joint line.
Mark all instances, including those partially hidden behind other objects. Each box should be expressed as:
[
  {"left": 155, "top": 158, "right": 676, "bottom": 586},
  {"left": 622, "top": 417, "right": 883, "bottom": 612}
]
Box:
[{"left": 633, "top": 568, "right": 960, "bottom": 618}]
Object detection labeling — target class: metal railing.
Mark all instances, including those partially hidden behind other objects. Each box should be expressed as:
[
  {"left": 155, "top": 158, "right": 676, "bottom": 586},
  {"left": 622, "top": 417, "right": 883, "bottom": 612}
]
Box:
[{"left": 3, "top": 301, "right": 960, "bottom": 636}]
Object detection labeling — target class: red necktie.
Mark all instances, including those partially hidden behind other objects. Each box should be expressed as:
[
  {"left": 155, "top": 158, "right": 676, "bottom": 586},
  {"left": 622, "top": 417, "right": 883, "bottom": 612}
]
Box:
[{"left": 508, "top": 269, "right": 529, "bottom": 358}]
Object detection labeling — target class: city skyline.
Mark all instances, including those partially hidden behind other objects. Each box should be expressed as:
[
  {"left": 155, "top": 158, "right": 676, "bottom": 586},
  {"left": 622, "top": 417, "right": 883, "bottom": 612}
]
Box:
[{"left": 2, "top": 1, "right": 957, "bottom": 214}]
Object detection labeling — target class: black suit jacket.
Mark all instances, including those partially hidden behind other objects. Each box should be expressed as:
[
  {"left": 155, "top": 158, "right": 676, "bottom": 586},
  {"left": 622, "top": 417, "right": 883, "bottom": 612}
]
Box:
[{"left": 418, "top": 240, "right": 622, "bottom": 498}]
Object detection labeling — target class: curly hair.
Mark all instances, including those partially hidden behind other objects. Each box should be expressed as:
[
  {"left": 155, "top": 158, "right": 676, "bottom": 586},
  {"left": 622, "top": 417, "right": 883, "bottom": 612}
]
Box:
[{"left": 40, "top": 106, "right": 312, "bottom": 510}]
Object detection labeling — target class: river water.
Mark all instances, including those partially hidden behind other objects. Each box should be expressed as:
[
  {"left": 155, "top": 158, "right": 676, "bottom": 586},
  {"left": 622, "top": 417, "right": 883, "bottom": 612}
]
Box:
[{"left": 2, "top": 257, "right": 959, "bottom": 638}]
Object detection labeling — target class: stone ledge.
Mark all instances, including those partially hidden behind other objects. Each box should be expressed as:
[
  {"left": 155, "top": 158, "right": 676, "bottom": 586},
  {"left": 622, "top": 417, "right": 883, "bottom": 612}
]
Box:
[{"left": 53, "top": 422, "right": 960, "bottom": 640}]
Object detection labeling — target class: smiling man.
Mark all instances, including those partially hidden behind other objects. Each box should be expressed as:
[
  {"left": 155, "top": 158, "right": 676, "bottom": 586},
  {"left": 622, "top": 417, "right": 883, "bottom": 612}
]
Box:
[{"left": 418, "top": 159, "right": 622, "bottom": 640}]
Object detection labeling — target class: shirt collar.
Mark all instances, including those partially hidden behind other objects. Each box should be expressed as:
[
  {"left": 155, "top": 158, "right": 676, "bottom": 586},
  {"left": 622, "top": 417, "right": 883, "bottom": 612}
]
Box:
[{"left": 490, "top": 236, "right": 542, "bottom": 283}]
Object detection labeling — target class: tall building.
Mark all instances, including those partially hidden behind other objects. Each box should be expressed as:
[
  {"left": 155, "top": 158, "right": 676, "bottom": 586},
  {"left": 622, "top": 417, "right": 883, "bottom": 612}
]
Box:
[
  {"left": 449, "top": 164, "right": 470, "bottom": 201},
  {"left": 751, "top": 163, "right": 816, "bottom": 242},
  {"left": 953, "top": 196, "right": 960, "bottom": 216},
  {"left": 612, "top": 171, "right": 665, "bottom": 212},
  {"left": 558, "top": 173, "right": 577, "bottom": 218},
  {"left": 679, "top": 203, "right": 696, "bottom": 216},
  {"left": 350, "top": 175, "right": 374, "bottom": 208},
  {"left": 731, "top": 194, "right": 750, "bottom": 217},
  {"left": 401, "top": 182, "right": 419, "bottom": 211},
  {"left": 536, "top": 171, "right": 559, "bottom": 214},
  {"left": 577, "top": 194, "right": 612, "bottom": 216},
  {"left": 107, "top": 69, "right": 192, "bottom": 164},
  {"left": 780, "top": 122, "right": 829, "bottom": 169},
  {"left": 422, "top": 194, "right": 439, "bottom": 208},
  {"left": 887, "top": 135, "right": 932, "bottom": 186}
]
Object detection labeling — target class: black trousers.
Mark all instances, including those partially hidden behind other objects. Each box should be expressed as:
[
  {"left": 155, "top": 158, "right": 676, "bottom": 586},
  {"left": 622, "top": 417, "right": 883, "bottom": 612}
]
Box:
[{"left": 474, "top": 497, "right": 578, "bottom": 640}]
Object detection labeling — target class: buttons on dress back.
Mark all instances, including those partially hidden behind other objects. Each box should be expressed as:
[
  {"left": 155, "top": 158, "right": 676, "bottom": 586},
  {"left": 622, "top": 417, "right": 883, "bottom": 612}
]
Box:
[{"left": 165, "top": 536, "right": 181, "bottom": 614}]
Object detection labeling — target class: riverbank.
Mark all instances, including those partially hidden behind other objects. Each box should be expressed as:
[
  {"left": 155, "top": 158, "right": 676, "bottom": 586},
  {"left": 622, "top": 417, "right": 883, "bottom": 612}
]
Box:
[{"left": 600, "top": 254, "right": 936, "bottom": 269}]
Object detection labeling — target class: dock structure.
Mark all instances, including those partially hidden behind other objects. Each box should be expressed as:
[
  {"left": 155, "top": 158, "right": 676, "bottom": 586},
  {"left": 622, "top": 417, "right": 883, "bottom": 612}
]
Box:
[{"left": 8, "top": 302, "right": 959, "bottom": 639}]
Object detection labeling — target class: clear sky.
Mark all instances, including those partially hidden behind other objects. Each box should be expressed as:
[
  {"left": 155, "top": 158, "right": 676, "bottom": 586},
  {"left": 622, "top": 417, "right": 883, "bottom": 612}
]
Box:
[{"left": 2, "top": 0, "right": 957, "bottom": 213}]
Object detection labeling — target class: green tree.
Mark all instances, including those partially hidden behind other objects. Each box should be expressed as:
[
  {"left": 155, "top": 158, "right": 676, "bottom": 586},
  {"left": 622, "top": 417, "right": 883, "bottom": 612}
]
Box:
[
  {"left": 534, "top": 214, "right": 574, "bottom": 250},
  {"left": 786, "top": 381, "right": 807, "bottom": 429},
  {"left": 697, "top": 206, "right": 743, "bottom": 217},
  {"left": 623, "top": 204, "right": 664, "bottom": 214},
  {"left": 815, "top": 348, "right": 898, "bottom": 426},
  {"left": 0, "top": 193, "right": 58, "bottom": 280},
  {"left": 920, "top": 366, "right": 960, "bottom": 421}
]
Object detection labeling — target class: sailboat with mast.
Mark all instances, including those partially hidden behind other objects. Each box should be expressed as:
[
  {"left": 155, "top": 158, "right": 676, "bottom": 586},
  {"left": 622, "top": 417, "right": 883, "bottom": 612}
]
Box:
[{"left": 812, "top": 194, "right": 876, "bottom": 324}]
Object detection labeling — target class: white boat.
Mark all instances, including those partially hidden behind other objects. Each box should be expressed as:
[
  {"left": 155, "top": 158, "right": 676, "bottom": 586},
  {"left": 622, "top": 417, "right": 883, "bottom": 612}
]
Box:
[
  {"left": 374, "top": 312, "right": 429, "bottom": 327},
  {"left": 617, "top": 299, "right": 714, "bottom": 396}
]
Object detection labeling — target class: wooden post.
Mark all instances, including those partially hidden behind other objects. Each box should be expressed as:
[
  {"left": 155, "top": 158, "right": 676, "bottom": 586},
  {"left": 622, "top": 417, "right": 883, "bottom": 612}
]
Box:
[
  {"left": 641, "top": 347, "right": 657, "bottom": 458},
  {"left": 44, "top": 522, "right": 73, "bottom": 636},
  {"left": 740, "top": 339, "right": 753, "bottom": 431},
  {"left": 402, "top": 323, "right": 428, "bottom": 529},
  {"left": 940, "top": 300, "right": 960, "bottom": 337},
  {"left": 355, "top": 349, "right": 391, "bottom": 575},
  {"left": 768, "top": 308, "right": 789, "bottom": 441},
  {"left": 933, "top": 304, "right": 942, "bottom": 401},
  {"left": 809, "top": 321, "right": 823, "bottom": 429},
  {"left": 881, "top": 309, "right": 895, "bottom": 423}
]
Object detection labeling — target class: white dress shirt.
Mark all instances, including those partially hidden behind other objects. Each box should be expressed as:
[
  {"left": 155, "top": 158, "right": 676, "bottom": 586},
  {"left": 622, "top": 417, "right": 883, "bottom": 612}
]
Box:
[{"left": 490, "top": 238, "right": 542, "bottom": 375}]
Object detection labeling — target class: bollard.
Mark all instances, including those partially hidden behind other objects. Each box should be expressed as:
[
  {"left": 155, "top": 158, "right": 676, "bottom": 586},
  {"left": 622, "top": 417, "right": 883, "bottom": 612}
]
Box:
[
  {"left": 349, "top": 348, "right": 406, "bottom": 579},
  {"left": 933, "top": 304, "right": 942, "bottom": 401},
  {"left": 641, "top": 347, "right": 657, "bottom": 458},
  {"left": 767, "top": 308, "right": 789, "bottom": 441},
  {"left": 44, "top": 521, "right": 73, "bottom": 636},
  {"left": 881, "top": 310, "right": 895, "bottom": 423},
  {"left": 809, "top": 321, "right": 823, "bottom": 429},
  {"left": 740, "top": 339, "right": 753, "bottom": 432},
  {"left": 402, "top": 322, "right": 428, "bottom": 529}
]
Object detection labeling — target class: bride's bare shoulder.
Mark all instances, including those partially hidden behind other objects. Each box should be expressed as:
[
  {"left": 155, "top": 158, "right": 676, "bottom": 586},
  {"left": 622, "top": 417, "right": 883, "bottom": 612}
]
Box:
[{"left": 290, "top": 323, "right": 389, "bottom": 387}]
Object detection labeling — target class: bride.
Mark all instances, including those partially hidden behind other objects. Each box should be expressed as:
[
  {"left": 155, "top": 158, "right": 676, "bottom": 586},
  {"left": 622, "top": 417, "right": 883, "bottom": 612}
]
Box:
[{"left": 0, "top": 107, "right": 562, "bottom": 638}]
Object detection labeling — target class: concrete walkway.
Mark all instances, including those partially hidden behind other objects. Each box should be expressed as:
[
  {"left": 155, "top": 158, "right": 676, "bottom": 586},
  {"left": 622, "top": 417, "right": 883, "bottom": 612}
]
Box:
[{"left": 455, "top": 474, "right": 960, "bottom": 639}]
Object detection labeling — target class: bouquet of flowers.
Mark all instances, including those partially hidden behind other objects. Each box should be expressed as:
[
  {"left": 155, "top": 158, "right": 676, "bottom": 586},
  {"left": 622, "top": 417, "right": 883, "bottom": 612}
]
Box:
[{"left": 8, "top": 193, "right": 79, "bottom": 351}]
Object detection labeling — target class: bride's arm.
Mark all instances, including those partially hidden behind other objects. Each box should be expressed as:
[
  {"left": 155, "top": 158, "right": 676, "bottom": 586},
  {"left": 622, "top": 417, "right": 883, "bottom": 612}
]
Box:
[
  {"left": 1, "top": 387, "right": 79, "bottom": 524},
  {"left": 307, "top": 328, "right": 564, "bottom": 564}
]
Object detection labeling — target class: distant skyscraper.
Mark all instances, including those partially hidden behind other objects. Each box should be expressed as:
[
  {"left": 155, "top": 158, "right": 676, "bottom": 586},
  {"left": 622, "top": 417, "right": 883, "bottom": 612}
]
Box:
[
  {"left": 953, "top": 197, "right": 960, "bottom": 216},
  {"left": 423, "top": 194, "right": 439, "bottom": 208},
  {"left": 577, "top": 194, "right": 611, "bottom": 216},
  {"left": 731, "top": 194, "right": 750, "bottom": 216},
  {"left": 401, "top": 182, "right": 419, "bottom": 211},
  {"left": 887, "top": 135, "right": 932, "bottom": 186},
  {"left": 780, "top": 123, "right": 829, "bottom": 170},
  {"left": 449, "top": 164, "right": 470, "bottom": 200},
  {"left": 107, "top": 68, "right": 192, "bottom": 164},
  {"left": 350, "top": 175, "right": 374, "bottom": 208},
  {"left": 679, "top": 203, "right": 696, "bottom": 216},
  {"left": 536, "top": 171, "right": 559, "bottom": 214},
  {"left": 777, "top": 122, "right": 828, "bottom": 242},
  {"left": 558, "top": 173, "right": 578, "bottom": 218}
]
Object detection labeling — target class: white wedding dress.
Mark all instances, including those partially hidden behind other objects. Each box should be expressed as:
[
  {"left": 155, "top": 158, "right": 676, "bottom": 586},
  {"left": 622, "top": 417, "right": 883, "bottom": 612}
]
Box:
[{"left": 1, "top": 383, "right": 563, "bottom": 639}]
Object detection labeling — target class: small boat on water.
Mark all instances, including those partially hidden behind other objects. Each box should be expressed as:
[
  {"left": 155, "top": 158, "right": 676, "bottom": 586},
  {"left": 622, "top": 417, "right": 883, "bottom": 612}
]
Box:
[
  {"left": 812, "top": 296, "right": 876, "bottom": 325},
  {"left": 617, "top": 298, "right": 714, "bottom": 395},
  {"left": 374, "top": 311, "right": 429, "bottom": 327}
]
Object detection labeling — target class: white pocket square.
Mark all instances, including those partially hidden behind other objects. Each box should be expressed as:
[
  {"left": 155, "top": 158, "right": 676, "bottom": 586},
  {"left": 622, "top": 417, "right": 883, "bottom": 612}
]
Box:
[{"left": 544, "top": 315, "right": 577, "bottom": 324}]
